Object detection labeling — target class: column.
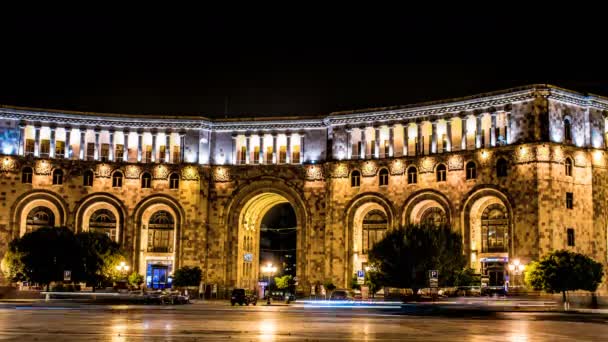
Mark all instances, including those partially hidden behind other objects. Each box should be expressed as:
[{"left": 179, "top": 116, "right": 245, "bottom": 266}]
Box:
[
  {"left": 109, "top": 130, "right": 115, "bottom": 161},
  {"left": 18, "top": 123, "right": 25, "bottom": 156},
  {"left": 34, "top": 125, "right": 41, "bottom": 157},
  {"left": 403, "top": 124, "right": 409, "bottom": 156},
  {"left": 94, "top": 128, "right": 101, "bottom": 160},
  {"left": 490, "top": 113, "right": 497, "bottom": 147},
  {"left": 286, "top": 134, "right": 292, "bottom": 163},
  {"left": 245, "top": 134, "right": 251, "bottom": 164},
  {"left": 179, "top": 133, "right": 186, "bottom": 163},
  {"left": 259, "top": 134, "right": 265, "bottom": 164},
  {"left": 124, "top": 130, "right": 130, "bottom": 162},
  {"left": 151, "top": 131, "right": 157, "bottom": 162},
  {"left": 388, "top": 125, "right": 394, "bottom": 157},
  {"left": 360, "top": 128, "right": 366, "bottom": 159},
  {"left": 272, "top": 133, "right": 278, "bottom": 164},
  {"left": 49, "top": 126, "right": 56, "bottom": 158},
  {"left": 300, "top": 133, "right": 305, "bottom": 163},
  {"left": 65, "top": 127, "right": 72, "bottom": 159},
  {"left": 79, "top": 128, "right": 86, "bottom": 160},
  {"left": 431, "top": 121, "right": 437, "bottom": 154},
  {"left": 461, "top": 117, "right": 467, "bottom": 150},
  {"left": 137, "top": 131, "right": 143, "bottom": 162},
  {"left": 476, "top": 115, "right": 483, "bottom": 148},
  {"left": 446, "top": 120, "right": 452, "bottom": 152},
  {"left": 505, "top": 112, "right": 511, "bottom": 144},
  {"left": 374, "top": 127, "right": 380, "bottom": 158},
  {"left": 346, "top": 129, "right": 352, "bottom": 159},
  {"left": 417, "top": 122, "right": 423, "bottom": 155},
  {"left": 165, "top": 133, "right": 171, "bottom": 163},
  {"left": 231, "top": 134, "right": 237, "bottom": 165}
]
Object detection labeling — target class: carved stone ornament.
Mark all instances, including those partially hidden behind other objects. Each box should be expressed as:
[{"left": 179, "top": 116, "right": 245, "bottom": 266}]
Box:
[
  {"left": 389, "top": 159, "right": 405, "bottom": 175},
  {"left": 360, "top": 161, "right": 378, "bottom": 177},
  {"left": 213, "top": 166, "right": 231, "bottom": 182},
  {"left": 153, "top": 164, "right": 170, "bottom": 180},
  {"left": 125, "top": 165, "right": 141, "bottom": 179},
  {"left": 448, "top": 155, "right": 464, "bottom": 170},
  {"left": 0, "top": 157, "right": 18, "bottom": 172},
  {"left": 305, "top": 164, "right": 324, "bottom": 181},
  {"left": 419, "top": 157, "right": 435, "bottom": 173},
  {"left": 332, "top": 163, "right": 349, "bottom": 178},
  {"left": 34, "top": 160, "right": 52, "bottom": 175},
  {"left": 181, "top": 165, "right": 200, "bottom": 181},
  {"left": 96, "top": 163, "right": 112, "bottom": 178}
]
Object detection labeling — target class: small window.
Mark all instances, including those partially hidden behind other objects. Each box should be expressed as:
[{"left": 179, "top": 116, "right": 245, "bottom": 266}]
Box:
[
  {"left": 141, "top": 172, "right": 152, "bottom": 188},
  {"left": 466, "top": 161, "right": 477, "bottom": 180},
  {"left": 379, "top": 169, "right": 389, "bottom": 186},
  {"left": 496, "top": 158, "right": 508, "bottom": 178},
  {"left": 407, "top": 166, "right": 417, "bottom": 184},
  {"left": 22, "top": 167, "right": 33, "bottom": 184},
  {"left": 567, "top": 228, "right": 575, "bottom": 247},
  {"left": 112, "top": 171, "right": 123, "bottom": 188},
  {"left": 115, "top": 144, "right": 124, "bottom": 160},
  {"left": 351, "top": 170, "right": 361, "bottom": 187},
  {"left": 25, "top": 139, "right": 35, "bottom": 156},
  {"left": 52, "top": 169, "right": 63, "bottom": 185},
  {"left": 564, "top": 119, "right": 572, "bottom": 144},
  {"left": 566, "top": 192, "right": 573, "bottom": 209},
  {"left": 436, "top": 164, "right": 446, "bottom": 182},
  {"left": 169, "top": 173, "right": 179, "bottom": 189},
  {"left": 83, "top": 170, "right": 94, "bottom": 187},
  {"left": 565, "top": 158, "right": 572, "bottom": 177}
]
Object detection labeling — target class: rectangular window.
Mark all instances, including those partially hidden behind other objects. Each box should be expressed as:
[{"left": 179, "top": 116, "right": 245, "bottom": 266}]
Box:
[
  {"left": 86, "top": 143, "right": 95, "bottom": 161},
  {"left": 159, "top": 145, "right": 166, "bottom": 163},
  {"left": 566, "top": 192, "right": 574, "bottom": 209},
  {"left": 239, "top": 146, "right": 247, "bottom": 164},
  {"left": 567, "top": 228, "right": 575, "bottom": 247},
  {"left": 480, "top": 129, "right": 486, "bottom": 148},
  {"left": 357, "top": 141, "right": 363, "bottom": 158},
  {"left": 143, "top": 146, "right": 152, "bottom": 163},
  {"left": 370, "top": 142, "right": 376, "bottom": 158},
  {"left": 383, "top": 140, "right": 389, "bottom": 158},
  {"left": 55, "top": 141, "right": 65, "bottom": 158},
  {"left": 100, "top": 143, "right": 110, "bottom": 161},
  {"left": 40, "top": 139, "right": 50, "bottom": 157},
  {"left": 292, "top": 145, "right": 300, "bottom": 164},
  {"left": 25, "top": 139, "right": 35, "bottom": 156},
  {"left": 253, "top": 146, "right": 260, "bottom": 164},
  {"left": 279, "top": 146, "right": 287, "bottom": 164},
  {"left": 115, "top": 144, "right": 124, "bottom": 160},
  {"left": 172, "top": 146, "right": 180, "bottom": 163},
  {"left": 266, "top": 146, "right": 273, "bottom": 164},
  {"left": 441, "top": 134, "right": 447, "bottom": 153}
]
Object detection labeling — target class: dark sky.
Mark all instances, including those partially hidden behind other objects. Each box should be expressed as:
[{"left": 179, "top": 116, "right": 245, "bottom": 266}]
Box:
[{"left": 1, "top": 11, "right": 606, "bottom": 118}]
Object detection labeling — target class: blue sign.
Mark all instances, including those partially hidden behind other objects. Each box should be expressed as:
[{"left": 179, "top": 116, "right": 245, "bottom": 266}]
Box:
[{"left": 357, "top": 270, "right": 365, "bottom": 278}]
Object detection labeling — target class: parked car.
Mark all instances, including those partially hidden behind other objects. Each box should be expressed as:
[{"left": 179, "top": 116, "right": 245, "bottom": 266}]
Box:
[
  {"left": 330, "top": 289, "right": 351, "bottom": 300},
  {"left": 231, "top": 288, "right": 257, "bottom": 306}
]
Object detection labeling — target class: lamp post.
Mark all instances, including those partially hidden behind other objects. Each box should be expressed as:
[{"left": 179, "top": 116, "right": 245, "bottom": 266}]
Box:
[
  {"left": 261, "top": 262, "right": 277, "bottom": 305},
  {"left": 116, "top": 261, "right": 130, "bottom": 284},
  {"left": 508, "top": 259, "right": 526, "bottom": 289}
]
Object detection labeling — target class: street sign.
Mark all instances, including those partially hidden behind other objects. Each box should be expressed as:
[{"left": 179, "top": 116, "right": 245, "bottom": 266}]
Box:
[
  {"left": 428, "top": 270, "right": 438, "bottom": 289},
  {"left": 63, "top": 270, "right": 71, "bottom": 281},
  {"left": 429, "top": 270, "right": 438, "bottom": 280},
  {"left": 357, "top": 270, "right": 365, "bottom": 278}
]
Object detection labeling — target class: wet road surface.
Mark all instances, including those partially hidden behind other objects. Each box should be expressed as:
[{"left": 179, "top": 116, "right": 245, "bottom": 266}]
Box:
[{"left": 0, "top": 303, "right": 606, "bottom": 341}]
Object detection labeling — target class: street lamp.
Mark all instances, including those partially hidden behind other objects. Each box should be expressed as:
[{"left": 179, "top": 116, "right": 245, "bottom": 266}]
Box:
[
  {"left": 116, "top": 261, "right": 130, "bottom": 280},
  {"left": 261, "top": 262, "right": 277, "bottom": 305},
  {"left": 508, "top": 259, "right": 526, "bottom": 288}
]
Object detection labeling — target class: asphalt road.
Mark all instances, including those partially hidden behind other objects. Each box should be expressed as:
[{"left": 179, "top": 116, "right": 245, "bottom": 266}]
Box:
[{"left": 0, "top": 302, "right": 606, "bottom": 341}]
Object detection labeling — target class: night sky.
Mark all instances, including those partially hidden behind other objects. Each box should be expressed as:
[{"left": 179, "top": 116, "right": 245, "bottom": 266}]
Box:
[{"left": 1, "top": 12, "right": 606, "bottom": 118}]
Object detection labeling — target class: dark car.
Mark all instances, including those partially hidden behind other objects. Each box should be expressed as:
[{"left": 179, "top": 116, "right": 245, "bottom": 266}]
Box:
[
  {"left": 231, "top": 288, "right": 257, "bottom": 306},
  {"left": 330, "top": 289, "right": 351, "bottom": 300}
]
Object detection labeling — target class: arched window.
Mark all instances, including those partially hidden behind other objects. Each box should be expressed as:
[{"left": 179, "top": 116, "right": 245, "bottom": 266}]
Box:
[
  {"left": 407, "top": 166, "right": 417, "bottom": 184},
  {"left": 362, "top": 210, "right": 387, "bottom": 253},
  {"left": 466, "top": 161, "right": 477, "bottom": 180},
  {"left": 436, "top": 164, "right": 446, "bottom": 182},
  {"left": 148, "top": 211, "right": 175, "bottom": 253},
  {"left": 379, "top": 168, "right": 389, "bottom": 186},
  {"left": 496, "top": 158, "right": 508, "bottom": 178},
  {"left": 481, "top": 204, "right": 509, "bottom": 253},
  {"left": 564, "top": 118, "right": 572, "bottom": 144},
  {"left": 22, "top": 167, "right": 33, "bottom": 184},
  {"left": 52, "top": 169, "right": 63, "bottom": 185},
  {"left": 420, "top": 207, "right": 447, "bottom": 227},
  {"left": 89, "top": 209, "right": 117, "bottom": 241},
  {"left": 351, "top": 170, "right": 361, "bottom": 187},
  {"left": 112, "top": 171, "right": 123, "bottom": 188},
  {"left": 26, "top": 207, "right": 55, "bottom": 234},
  {"left": 169, "top": 173, "right": 179, "bottom": 189},
  {"left": 83, "top": 170, "right": 94, "bottom": 187},
  {"left": 565, "top": 158, "right": 573, "bottom": 177},
  {"left": 141, "top": 172, "right": 152, "bottom": 188}
]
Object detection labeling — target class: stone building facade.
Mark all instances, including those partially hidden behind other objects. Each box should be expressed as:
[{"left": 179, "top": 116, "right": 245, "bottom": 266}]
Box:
[{"left": 0, "top": 84, "right": 607, "bottom": 293}]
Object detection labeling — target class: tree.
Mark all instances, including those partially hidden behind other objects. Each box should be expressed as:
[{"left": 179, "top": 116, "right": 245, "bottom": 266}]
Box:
[
  {"left": 128, "top": 272, "right": 144, "bottom": 288},
  {"left": 76, "top": 232, "right": 125, "bottom": 291},
  {"left": 324, "top": 280, "right": 336, "bottom": 298},
  {"left": 350, "top": 274, "right": 361, "bottom": 290},
  {"left": 172, "top": 266, "right": 203, "bottom": 287},
  {"left": 364, "top": 270, "right": 383, "bottom": 298},
  {"left": 274, "top": 275, "right": 293, "bottom": 292},
  {"left": 8, "top": 227, "right": 84, "bottom": 290},
  {"left": 525, "top": 250, "right": 603, "bottom": 310},
  {"left": 1, "top": 241, "right": 25, "bottom": 282},
  {"left": 453, "top": 268, "right": 480, "bottom": 287},
  {"left": 368, "top": 224, "right": 467, "bottom": 297}
]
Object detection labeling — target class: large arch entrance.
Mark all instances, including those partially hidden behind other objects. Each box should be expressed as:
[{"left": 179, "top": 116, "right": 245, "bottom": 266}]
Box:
[{"left": 226, "top": 180, "right": 308, "bottom": 293}]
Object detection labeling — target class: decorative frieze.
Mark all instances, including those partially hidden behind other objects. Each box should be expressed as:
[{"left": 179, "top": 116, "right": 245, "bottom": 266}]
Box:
[
  {"left": 360, "top": 161, "right": 378, "bottom": 177},
  {"left": 125, "top": 165, "right": 141, "bottom": 179},
  {"left": 96, "top": 163, "right": 112, "bottom": 178},
  {"left": 389, "top": 159, "right": 405, "bottom": 175},
  {"left": 448, "top": 155, "right": 464, "bottom": 170},
  {"left": 181, "top": 165, "right": 200, "bottom": 181},
  {"left": 305, "top": 165, "right": 324, "bottom": 181},
  {"left": 34, "top": 160, "right": 52, "bottom": 175},
  {"left": 0, "top": 157, "right": 18, "bottom": 172},
  {"left": 419, "top": 157, "right": 436, "bottom": 173},
  {"left": 213, "top": 166, "right": 231, "bottom": 182},
  {"left": 331, "top": 163, "right": 349, "bottom": 178}
]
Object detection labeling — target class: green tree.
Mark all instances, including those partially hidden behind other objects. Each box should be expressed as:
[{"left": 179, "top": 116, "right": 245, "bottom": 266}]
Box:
[
  {"left": 368, "top": 224, "right": 466, "bottom": 297},
  {"left": 525, "top": 250, "right": 603, "bottom": 309},
  {"left": 9, "top": 227, "right": 84, "bottom": 290},
  {"left": 1, "top": 241, "right": 25, "bottom": 282},
  {"left": 76, "top": 232, "right": 124, "bottom": 291},
  {"left": 364, "top": 270, "right": 383, "bottom": 297},
  {"left": 274, "top": 275, "right": 293, "bottom": 292},
  {"left": 128, "top": 272, "right": 144, "bottom": 288},
  {"left": 172, "top": 266, "right": 203, "bottom": 287},
  {"left": 453, "top": 268, "right": 480, "bottom": 287},
  {"left": 350, "top": 274, "right": 361, "bottom": 290}
]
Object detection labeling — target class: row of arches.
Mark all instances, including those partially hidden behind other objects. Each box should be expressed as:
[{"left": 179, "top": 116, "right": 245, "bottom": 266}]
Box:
[{"left": 20, "top": 168, "right": 181, "bottom": 189}]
